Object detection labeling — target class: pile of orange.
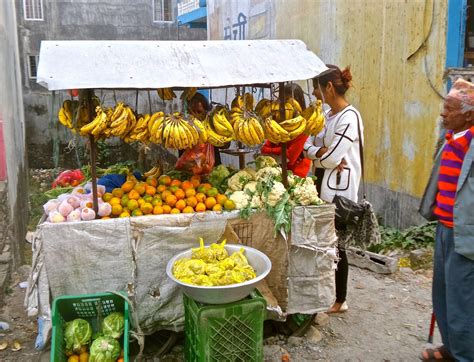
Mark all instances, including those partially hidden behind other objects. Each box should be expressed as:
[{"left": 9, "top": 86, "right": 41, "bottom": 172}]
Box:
[{"left": 101, "top": 174, "right": 236, "bottom": 218}]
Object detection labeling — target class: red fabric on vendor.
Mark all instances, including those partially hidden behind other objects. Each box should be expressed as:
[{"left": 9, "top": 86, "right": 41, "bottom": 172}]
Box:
[{"left": 261, "top": 133, "right": 311, "bottom": 177}]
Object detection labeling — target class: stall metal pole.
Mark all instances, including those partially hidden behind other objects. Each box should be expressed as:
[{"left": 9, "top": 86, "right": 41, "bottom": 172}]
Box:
[
  {"left": 83, "top": 89, "right": 99, "bottom": 215},
  {"left": 279, "top": 82, "right": 288, "bottom": 188}
]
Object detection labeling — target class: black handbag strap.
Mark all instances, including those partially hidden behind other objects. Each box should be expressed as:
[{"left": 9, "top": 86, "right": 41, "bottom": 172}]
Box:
[{"left": 333, "top": 107, "right": 365, "bottom": 199}]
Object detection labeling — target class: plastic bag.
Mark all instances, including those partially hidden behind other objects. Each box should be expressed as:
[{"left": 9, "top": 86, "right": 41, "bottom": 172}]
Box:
[
  {"left": 175, "top": 144, "right": 215, "bottom": 175},
  {"left": 51, "top": 169, "right": 85, "bottom": 188}
]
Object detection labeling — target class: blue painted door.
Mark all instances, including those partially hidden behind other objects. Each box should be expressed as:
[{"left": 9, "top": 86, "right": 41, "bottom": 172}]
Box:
[{"left": 446, "top": 0, "right": 468, "bottom": 68}]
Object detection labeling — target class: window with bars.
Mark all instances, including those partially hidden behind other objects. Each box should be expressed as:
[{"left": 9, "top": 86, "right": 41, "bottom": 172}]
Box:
[
  {"left": 23, "top": 0, "right": 43, "bottom": 20},
  {"left": 28, "top": 55, "right": 39, "bottom": 79},
  {"left": 153, "top": 0, "right": 172, "bottom": 22}
]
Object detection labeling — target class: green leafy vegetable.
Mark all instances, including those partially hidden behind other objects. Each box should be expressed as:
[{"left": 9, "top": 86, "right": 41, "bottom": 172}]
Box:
[
  {"left": 368, "top": 222, "right": 436, "bottom": 254},
  {"left": 43, "top": 186, "right": 74, "bottom": 200},
  {"left": 64, "top": 318, "right": 92, "bottom": 354},
  {"left": 208, "top": 164, "right": 231, "bottom": 193},
  {"left": 89, "top": 336, "right": 121, "bottom": 362},
  {"left": 102, "top": 312, "right": 124, "bottom": 339}
]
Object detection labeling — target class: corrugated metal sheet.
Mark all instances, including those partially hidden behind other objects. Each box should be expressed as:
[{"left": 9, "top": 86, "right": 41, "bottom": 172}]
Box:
[{"left": 36, "top": 40, "right": 328, "bottom": 90}]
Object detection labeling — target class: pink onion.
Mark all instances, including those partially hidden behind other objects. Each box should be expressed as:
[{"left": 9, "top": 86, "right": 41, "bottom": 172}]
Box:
[
  {"left": 66, "top": 209, "right": 82, "bottom": 222},
  {"left": 58, "top": 200, "right": 74, "bottom": 217},
  {"left": 81, "top": 207, "right": 96, "bottom": 221}
]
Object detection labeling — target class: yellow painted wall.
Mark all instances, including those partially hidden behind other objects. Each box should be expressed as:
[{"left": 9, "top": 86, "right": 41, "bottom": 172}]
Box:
[{"left": 274, "top": 0, "right": 447, "bottom": 198}]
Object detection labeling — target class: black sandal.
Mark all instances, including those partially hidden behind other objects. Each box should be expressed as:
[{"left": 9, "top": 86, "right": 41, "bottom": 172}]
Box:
[{"left": 420, "top": 346, "right": 455, "bottom": 361}]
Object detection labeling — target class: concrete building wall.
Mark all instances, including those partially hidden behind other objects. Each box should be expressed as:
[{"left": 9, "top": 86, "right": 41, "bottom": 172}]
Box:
[
  {"left": 15, "top": 0, "right": 206, "bottom": 166},
  {"left": 207, "top": 0, "right": 448, "bottom": 228},
  {"left": 0, "top": 0, "right": 29, "bottom": 270}
]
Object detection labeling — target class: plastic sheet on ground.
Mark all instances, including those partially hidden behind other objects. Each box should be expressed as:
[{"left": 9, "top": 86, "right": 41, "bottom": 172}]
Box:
[{"left": 25, "top": 206, "right": 337, "bottom": 348}]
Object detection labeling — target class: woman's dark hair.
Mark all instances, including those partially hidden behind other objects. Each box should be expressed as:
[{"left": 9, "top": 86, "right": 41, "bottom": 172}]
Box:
[
  {"left": 313, "top": 64, "right": 353, "bottom": 95},
  {"left": 284, "top": 83, "right": 306, "bottom": 109},
  {"left": 189, "top": 92, "right": 211, "bottom": 112}
]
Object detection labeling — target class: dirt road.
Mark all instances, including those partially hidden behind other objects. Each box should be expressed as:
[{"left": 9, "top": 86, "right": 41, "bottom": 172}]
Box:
[{"left": 0, "top": 265, "right": 436, "bottom": 361}]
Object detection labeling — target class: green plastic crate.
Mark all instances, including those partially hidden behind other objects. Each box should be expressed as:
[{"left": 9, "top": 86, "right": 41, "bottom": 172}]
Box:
[
  {"left": 51, "top": 292, "right": 129, "bottom": 362},
  {"left": 184, "top": 290, "right": 266, "bottom": 362}
]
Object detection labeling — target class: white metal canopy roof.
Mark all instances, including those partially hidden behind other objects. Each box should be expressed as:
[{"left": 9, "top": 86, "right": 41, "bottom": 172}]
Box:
[{"left": 36, "top": 40, "right": 328, "bottom": 90}]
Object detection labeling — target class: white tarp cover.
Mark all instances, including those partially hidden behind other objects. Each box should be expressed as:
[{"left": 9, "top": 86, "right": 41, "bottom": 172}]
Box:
[
  {"left": 36, "top": 40, "right": 328, "bottom": 90},
  {"left": 25, "top": 206, "right": 336, "bottom": 348}
]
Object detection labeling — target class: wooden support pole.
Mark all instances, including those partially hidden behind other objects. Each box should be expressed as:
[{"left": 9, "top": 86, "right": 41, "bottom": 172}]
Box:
[
  {"left": 279, "top": 82, "right": 288, "bottom": 188},
  {"left": 82, "top": 89, "right": 99, "bottom": 216},
  {"left": 89, "top": 134, "right": 99, "bottom": 215}
]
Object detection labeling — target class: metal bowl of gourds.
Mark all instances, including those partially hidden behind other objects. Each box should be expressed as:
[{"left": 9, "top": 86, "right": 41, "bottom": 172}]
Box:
[{"left": 166, "top": 243, "right": 272, "bottom": 304}]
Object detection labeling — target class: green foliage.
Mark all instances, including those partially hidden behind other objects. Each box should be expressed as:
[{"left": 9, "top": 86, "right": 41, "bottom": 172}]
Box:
[
  {"left": 368, "top": 222, "right": 436, "bottom": 254},
  {"left": 96, "top": 140, "right": 113, "bottom": 165}
]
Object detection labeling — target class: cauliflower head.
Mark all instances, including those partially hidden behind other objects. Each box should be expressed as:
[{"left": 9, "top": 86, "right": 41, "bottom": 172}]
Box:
[
  {"left": 292, "top": 177, "right": 322, "bottom": 206},
  {"left": 255, "top": 155, "right": 278, "bottom": 170},
  {"left": 243, "top": 181, "right": 258, "bottom": 195},
  {"left": 255, "top": 166, "right": 282, "bottom": 182},
  {"left": 229, "top": 191, "right": 251, "bottom": 209},
  {"left": 227, "top": 170, "right": 254, "bottom": 191},
  {"left": 250, "top": 194, "right": 264, "bottom": 209},
  {"left": 266, "top": 181, "right": 287, "bottom": 207}
]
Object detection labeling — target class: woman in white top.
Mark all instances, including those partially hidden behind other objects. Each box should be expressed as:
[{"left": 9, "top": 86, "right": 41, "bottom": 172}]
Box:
[{"left": 304, "top": 65, "right": 364, "bottom": 314}]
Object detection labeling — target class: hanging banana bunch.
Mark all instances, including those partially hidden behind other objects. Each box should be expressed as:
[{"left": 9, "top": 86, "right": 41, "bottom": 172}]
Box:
[
  {"left": 209, "top": 106, "right": 234, "bottom": 138},
  {"left": 278, "top": 115, "right": 307, "bottom": 140},
  {"left": 125, "top": 113, "right": 151, "bottom": 143},
  {"left": 159, "top": 112, "right": 201, "bottom": 150},
  {"left": 303, "top": 100, "right": 325, "bottom": 136},
  {"left": 157, "top": 88, "right": 176, "bottom": 101},
  {"left": 106, "top": 102, "right": 137, "bottom": 139},
  {"left": 58, "top": 100, "right": 74, "bottom": 129},
  {"left": 79, "top": 105, "right": 108, "bottom": 138},
  {"left": 262, "top": 116, "right": 291, "bottom": 144},
  {"left": 202, "top": 105, "right": 234, "bottom": 147},
  {"left": 254, "top": 98, "right": 272, "bottom": 119},
  {"left": 230, "top": 92, "right": 265, "bottom": 146},
  {"left": 256, "top": 96, "right": 307, "bottom": 143},
  {"left": 148, "top": 111, "right": 166, "bottom": 143},
  {"left": 189, "top": 115, "right": 208, "bottom": 144}
]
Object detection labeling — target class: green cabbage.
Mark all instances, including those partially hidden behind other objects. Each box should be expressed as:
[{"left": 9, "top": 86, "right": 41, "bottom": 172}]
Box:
[
  {"left": 89, "top": 336, "right": 121, "bottom": 362},
  {"left": 208, "top": 164, "right": 231, "bottom": 192},
  {"left": 64, "top": 318, "right": 92, "bottom": 354},
  {"left": 102, "top": 312, "right": 125, "bottom": 339}
]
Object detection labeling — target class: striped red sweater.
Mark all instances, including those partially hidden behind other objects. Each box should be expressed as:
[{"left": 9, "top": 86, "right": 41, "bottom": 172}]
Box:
[{"left": 434, "top": 127, "right": 474, "bottom": 227}]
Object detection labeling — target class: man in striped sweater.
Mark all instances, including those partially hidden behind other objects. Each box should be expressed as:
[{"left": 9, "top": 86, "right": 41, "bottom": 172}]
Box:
[{"left": 419, "top": 78, "right": 474, "bottom": 362}]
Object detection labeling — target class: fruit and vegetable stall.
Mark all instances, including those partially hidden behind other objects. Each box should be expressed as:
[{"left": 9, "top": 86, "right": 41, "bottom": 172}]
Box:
[{"left": 25, "top": 40, "right": 338, "bottom": 357}]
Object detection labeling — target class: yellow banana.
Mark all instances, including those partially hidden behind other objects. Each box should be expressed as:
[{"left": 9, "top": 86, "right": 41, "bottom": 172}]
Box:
[
  {"left": 90, "top": 110, "right": 108, "bottom": 136},
  {"left": 157, "top": 88, "right": 176, "bottom": 101},
  {"left": 287, "top": 97, "right": 303, "bottom": 115},
  {"left": 110, "top": 108, "right": 129, "bottom": 128},
  {"left": 250, "top": 117, "right": 265, "bottom": 142},
  {"left": 58, "top": 107, "right": 72, "bottom": 128},
  {"left": 231, "top": 95, "right": 244, "bottom": 109},
  {"left": 80, "top": 112, "right": 102, "bottom": 133},
  {"left": 287, "top": 117, "right": 307, "bottom": 140},
  {"left": 212, "top": 112, "right": 234, "bottom": 137},
  {"left": 111, "top": 102, "right": 124, "bottom": 121},
  {"left": 243, "top": 93, "right": 254, "bottom": 110},
  {"left": 279, "top": 115, "right": 304, "bottom": 132},
  {"left": 192, "top": 118, "right": 208, "bottom": 143}
]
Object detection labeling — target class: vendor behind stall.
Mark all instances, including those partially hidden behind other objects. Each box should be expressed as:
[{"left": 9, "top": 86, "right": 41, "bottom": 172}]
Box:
[{"left": 185, "top": 92, "right": 229, "bottom": 165}]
